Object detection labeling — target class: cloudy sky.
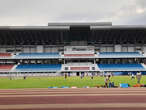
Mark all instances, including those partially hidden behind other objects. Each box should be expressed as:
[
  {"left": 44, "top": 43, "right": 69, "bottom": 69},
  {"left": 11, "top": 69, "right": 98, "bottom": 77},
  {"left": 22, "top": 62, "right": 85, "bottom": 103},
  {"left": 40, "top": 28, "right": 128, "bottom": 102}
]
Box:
[{"left": 0, "top": 0, "right": 146, "bottom": 26}]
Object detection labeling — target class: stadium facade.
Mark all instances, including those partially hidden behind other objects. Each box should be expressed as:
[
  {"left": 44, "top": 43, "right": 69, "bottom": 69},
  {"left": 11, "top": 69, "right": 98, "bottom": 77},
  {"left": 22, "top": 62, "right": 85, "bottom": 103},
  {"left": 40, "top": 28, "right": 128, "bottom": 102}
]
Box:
[{"left": 0, "top": 22, "right": 146, "bottom": 76}]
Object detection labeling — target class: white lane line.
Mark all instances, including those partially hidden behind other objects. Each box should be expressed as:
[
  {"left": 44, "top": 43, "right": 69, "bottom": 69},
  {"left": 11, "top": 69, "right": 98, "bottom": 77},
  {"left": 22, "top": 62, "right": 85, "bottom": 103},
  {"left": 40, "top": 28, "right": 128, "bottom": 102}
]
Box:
[{"left": 0, "top": 103, "right": 146, "bottom": 109}]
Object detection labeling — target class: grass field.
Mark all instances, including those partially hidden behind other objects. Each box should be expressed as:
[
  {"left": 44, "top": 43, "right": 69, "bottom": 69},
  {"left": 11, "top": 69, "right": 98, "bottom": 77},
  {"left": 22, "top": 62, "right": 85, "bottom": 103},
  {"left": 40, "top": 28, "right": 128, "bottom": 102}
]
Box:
[{"left": 0, "top": 76, "right": 146, "bottom": 89}]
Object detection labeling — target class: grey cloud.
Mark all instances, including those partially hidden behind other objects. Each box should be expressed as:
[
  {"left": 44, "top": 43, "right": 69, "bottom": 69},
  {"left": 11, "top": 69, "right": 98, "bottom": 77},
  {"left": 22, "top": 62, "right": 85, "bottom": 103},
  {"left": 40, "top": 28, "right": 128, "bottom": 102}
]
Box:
[{"left": 0, "top": 0, "right": 145, "bottom": 26}]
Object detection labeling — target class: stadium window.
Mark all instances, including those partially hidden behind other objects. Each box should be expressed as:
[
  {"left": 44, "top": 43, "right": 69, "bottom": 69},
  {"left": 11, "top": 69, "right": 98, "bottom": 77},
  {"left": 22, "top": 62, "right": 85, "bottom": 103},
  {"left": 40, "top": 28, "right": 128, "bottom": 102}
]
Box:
[
  {"left": 65, "top": 67, "right": 68, "bottom": 70},
  {"left": 92, "top": 67, "right": 95, "bottom": 70}
]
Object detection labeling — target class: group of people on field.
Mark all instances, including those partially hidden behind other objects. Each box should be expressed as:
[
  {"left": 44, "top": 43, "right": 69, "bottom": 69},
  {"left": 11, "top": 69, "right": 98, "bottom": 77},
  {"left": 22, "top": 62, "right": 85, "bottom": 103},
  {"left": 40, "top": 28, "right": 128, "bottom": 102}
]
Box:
[
  {"left": 64, "top": 72, "right": 143, "bottom": 88},
  {"left": 64, "top": 72, "right": 96, "bottom": 80},
  {"left": 129, "top": 72, "right": 142, "bottom": 84}
]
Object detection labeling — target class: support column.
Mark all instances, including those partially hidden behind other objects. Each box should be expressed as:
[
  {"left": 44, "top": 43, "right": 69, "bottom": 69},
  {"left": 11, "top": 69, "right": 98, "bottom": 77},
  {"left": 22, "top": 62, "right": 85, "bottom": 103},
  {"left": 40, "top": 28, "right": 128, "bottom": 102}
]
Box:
[
  {"left": 143, "top": 46, "right": 146, "bottom": 54},
  {"left": 64, "top": 59, "right": 65, "bottom": 64},
  {"left": 128, "top": 46, "right": 134, "bottom": 52},
  {"left": 114, "top": 45, "right": 122, "bottom": 52},
  {"left": 94, "top": 59, "right": 96, "bottom": 64},
  {"left": 36, "top": 45, "right": 44, "bottom": 53}
]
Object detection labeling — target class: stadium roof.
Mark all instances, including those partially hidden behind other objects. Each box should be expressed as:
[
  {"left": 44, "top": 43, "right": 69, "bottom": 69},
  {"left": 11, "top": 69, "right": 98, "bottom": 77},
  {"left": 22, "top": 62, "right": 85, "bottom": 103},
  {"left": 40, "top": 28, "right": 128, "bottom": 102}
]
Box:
[
  {"left": 0, "top": 22, "right": 146, "bottom": 45},
  {"left": 0, "top": 22, "right": 146, "bottom": 30},
  {"left": 48, "top": 22, "right": 113, "bottom": 26}
]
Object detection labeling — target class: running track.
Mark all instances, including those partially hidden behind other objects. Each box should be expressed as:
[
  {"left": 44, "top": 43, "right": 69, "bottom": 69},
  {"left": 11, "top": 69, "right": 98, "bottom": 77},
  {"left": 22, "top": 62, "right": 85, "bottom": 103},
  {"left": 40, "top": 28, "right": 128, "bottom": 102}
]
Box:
[{"left": 0, "top": 88, "right": 146, "bottom": 110}]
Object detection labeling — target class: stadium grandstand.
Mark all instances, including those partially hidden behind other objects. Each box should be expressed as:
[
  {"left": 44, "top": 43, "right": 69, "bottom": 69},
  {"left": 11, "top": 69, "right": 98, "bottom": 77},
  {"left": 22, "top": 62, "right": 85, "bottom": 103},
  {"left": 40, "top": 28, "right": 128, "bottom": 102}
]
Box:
[{"left": 0, "top": 22, "right": 146, "bottom": 76}]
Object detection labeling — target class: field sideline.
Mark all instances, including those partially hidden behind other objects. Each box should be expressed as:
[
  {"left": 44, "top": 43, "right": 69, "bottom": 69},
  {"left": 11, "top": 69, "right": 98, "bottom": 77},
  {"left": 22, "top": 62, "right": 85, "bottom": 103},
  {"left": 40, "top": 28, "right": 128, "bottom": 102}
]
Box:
[{"left": 0, "top": 76, "right": 145, "bottom": 89}]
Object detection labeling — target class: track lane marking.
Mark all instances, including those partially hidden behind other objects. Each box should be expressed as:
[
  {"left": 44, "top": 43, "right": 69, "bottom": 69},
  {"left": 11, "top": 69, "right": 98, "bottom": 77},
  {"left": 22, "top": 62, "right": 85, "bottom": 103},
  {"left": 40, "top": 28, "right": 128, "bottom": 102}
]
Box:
[
  {"left": 0, "top": 103, "right": 146, "bottom": 109},
  {"left": 0, "top": 93, "right": 146, "bottom": 97},
  {"left": 0, "top": 91, "right": 146, "bottom": 95}
]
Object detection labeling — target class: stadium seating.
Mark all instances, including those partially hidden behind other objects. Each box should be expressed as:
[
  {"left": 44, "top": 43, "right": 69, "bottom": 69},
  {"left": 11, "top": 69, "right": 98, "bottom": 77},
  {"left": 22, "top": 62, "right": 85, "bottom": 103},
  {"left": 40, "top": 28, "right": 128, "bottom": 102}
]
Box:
[
  {"left": 98, "top": 64, "right": 146, "bottom": 71},
  {"left": 15, "top": 52, "right": 60, "bottom": 59},
  {"left": 70, "top": 67, "right": 90, "bottom": 70},
  {"left": 0, "top": 65, "right": 14, "bottom": 71},
  {"left": 64, "top": 54, "right": 94, "bottom": 57},
  {"left": 16, "top": 64, "right": 61, "bottom": 72},
  {"left": 98, "top": 52, "right": 143, "bottom": 58},
  {"left": 0, "top": 53, "right": 12, "bottom": 58}
]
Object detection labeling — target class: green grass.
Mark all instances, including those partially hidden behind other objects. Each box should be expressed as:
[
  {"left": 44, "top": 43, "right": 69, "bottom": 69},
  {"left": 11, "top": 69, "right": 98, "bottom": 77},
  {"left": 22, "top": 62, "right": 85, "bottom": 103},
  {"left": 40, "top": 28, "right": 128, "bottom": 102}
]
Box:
[{"left": 0, "top": 76, "right": 146, "bottom": 89}]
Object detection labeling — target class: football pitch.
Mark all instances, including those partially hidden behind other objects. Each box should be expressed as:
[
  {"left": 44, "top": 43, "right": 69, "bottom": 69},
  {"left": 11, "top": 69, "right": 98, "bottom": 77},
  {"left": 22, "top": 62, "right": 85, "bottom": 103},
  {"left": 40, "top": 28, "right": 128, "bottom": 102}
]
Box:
[{"left": 0, "top": 76, "right": 146, "bottom": 89}]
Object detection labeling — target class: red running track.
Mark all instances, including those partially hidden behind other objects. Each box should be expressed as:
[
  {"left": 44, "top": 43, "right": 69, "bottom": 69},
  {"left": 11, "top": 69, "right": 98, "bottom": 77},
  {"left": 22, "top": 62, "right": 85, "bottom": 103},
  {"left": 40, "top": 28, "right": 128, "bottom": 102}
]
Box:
[{"left": 0, "top": 88, "right": 146, "bottom": 110}]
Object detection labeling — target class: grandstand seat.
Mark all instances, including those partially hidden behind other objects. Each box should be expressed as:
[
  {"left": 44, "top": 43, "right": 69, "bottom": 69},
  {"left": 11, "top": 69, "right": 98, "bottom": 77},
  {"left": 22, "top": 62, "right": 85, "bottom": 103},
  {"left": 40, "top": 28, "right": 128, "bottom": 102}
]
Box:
[
  {"left": 98, "top": 64, "right": 146, "bottom": 71},
  {"left": 15, "top": 52, "right": 60, "bottom": 59},
  {"left": 70, "top": 67, "right": 90, "bottom": 70},
  {"left": 64, "top": 54, "right": 94, "bottom": 57},
  {"left": 0, "top": 53, "right": 12, "bottom": 57},
  {"left": 0, "top": 65, "right": 14, "bottom": 70},
  {"left": 98, "top": 52, "right": 143, "bottom": 58},
  {"left": 16, "top": 64, "right": 61, "bottom": 72}
]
